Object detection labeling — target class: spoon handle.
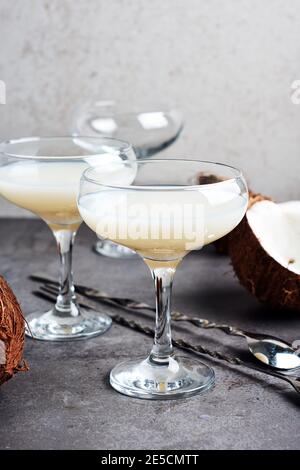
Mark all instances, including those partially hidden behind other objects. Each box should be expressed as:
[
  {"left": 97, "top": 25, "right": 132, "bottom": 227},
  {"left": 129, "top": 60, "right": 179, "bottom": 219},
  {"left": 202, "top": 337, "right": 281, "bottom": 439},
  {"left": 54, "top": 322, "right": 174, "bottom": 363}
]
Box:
[
  {"left": 30, "top": 273, "right": 287, "bottom": 344},
  {"left": 30, "top": 273, "right": 156, "bottom": 312},
  {"left": 33, "top": 287, "right": 300, "bottom": 395},
  {"left": 166, "top": 336, "right": 300, "bottom": 394},
  {"left": 236, "top": 361, "right": 300, "bottom": 394},
  {"left": 172, "top": 312, "right": 245, "bottom": 338}
]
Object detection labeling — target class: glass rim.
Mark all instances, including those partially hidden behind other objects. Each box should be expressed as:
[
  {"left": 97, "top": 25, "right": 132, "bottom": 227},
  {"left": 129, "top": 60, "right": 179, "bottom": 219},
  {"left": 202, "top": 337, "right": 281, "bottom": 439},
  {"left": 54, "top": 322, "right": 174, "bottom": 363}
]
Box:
[
  {"left": 81, "top": 158, "right": 244, "bottom": 191},
  {"left": 75, "top": 99, "right": 183, "bottom": 117},
  {"left": 0, "top": 135, "right": 133, "bottom": 160}
]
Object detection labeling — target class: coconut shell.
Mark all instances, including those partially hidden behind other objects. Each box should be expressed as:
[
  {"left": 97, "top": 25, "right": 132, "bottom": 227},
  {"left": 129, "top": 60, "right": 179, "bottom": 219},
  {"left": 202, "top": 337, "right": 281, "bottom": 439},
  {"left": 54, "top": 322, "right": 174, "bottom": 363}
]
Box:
[
  {"left": 198, "top": 173, "right": 223, "bottom": 185},
  {"left": 228, "top": 212, "right": 300, "bottom": 311},
  {"left": 0, "top": 275, "right": 28, "bottom": 386},
  {"left": 213, "top": 191, "right": 272, "bottom": 254}
]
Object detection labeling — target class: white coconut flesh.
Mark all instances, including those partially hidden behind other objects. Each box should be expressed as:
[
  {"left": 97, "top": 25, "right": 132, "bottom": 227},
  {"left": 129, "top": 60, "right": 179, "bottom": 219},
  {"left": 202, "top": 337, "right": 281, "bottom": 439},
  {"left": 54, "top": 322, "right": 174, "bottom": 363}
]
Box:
[{"left": 247, "top": 200, "right": 300, "bottom": 275}]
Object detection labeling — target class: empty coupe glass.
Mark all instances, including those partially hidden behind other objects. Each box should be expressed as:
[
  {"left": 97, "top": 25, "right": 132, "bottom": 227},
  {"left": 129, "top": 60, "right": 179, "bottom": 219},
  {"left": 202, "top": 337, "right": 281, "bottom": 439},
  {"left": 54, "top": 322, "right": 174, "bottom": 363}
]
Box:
[{"left": 73, "top": 100, "right": 184, "bottom": 258}]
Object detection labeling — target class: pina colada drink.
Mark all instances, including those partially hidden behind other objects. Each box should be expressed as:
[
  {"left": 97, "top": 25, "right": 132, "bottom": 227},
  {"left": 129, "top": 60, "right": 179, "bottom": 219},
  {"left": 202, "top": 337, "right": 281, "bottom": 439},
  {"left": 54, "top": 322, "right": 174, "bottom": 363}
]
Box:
[
  {"left": 79, "top": 186, "right": 247, "bottom": 263},
  {"left": 0, "top": 161, "right": 87, "bottom": 230},
  {"left": 0, "top": 136, "right": 135, "bottom": 342}
]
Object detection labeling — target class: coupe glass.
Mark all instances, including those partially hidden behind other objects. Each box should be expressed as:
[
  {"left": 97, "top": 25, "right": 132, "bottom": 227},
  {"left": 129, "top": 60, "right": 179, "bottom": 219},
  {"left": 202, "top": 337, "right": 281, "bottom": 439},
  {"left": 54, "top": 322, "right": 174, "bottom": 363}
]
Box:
[
  {"left": 0, "top": 136, "right": 136, "bottom": 341},
  {"left": 73, "top": 100, "right": 184, "bottom": 258},
  {"left": 78, "top": 159, "right": 248, "bottom": 399}
]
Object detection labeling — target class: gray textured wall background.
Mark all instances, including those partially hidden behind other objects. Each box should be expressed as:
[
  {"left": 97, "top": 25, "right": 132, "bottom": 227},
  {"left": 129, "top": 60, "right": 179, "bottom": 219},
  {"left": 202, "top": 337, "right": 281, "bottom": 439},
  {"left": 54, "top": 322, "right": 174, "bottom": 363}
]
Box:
[{"left": 0, "top": 0, "right": 300, "bottom": 217}]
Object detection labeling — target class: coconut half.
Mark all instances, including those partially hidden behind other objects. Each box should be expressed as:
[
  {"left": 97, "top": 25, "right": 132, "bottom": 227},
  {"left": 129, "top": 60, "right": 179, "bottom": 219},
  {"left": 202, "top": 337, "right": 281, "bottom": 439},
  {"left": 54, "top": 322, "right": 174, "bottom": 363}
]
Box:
[
  {"left": 229, "top": 200, "right": 300, "bottom": 311},
  {"left": 0, "top": 276, "right": 28, "bottom": 386}
]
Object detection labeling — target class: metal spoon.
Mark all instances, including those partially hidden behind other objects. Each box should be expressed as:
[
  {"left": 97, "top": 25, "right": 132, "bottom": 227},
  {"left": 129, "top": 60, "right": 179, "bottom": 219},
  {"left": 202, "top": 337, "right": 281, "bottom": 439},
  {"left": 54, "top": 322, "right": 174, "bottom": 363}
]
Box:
[
  {"left": 33, "top": 286, "right": 300, "bottom": 395},
  {"left": 30, "top": 273, "right": 300, "bottom": 371},
  {"left": 171, "top": 312, "right": 300, "bottom": 371}
]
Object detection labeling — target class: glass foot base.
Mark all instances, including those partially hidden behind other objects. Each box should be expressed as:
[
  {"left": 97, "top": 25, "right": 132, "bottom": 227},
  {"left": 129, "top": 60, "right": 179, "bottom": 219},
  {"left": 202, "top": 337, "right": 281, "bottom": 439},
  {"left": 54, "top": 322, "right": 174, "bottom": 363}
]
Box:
[
  {"left": 110, "top": 355, "right": 215, "bottom": 400},
  {"left": 25, "top": 308, "right": 112, "bottom": 341},
  {"left": 94, "top": 240, "right": 138, "bottom": 259}
]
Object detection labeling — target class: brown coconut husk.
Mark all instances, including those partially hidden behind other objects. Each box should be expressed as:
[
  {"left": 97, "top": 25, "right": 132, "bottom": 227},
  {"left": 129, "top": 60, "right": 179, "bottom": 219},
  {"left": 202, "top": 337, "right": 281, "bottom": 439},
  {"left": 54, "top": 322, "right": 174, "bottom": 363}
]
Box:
[
  {"left": 0, "top": 276, "right": 28, "bottom": 386},
  {"left": 228, "top": 210, "right": 300, "bottom": 311},
  {"left": 198, "top": 173, "right": 222, "bottom": 185}
]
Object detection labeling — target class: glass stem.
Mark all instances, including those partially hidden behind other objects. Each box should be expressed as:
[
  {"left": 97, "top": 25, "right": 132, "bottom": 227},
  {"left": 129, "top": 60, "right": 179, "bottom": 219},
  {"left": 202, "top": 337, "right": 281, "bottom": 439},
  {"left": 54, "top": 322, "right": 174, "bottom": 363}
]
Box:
[
  {"left": 149, "top": 265, "right": 176, "bottom": 364},
  {"left": 53, "top": 229, "right": 79, "bottom": 317}
]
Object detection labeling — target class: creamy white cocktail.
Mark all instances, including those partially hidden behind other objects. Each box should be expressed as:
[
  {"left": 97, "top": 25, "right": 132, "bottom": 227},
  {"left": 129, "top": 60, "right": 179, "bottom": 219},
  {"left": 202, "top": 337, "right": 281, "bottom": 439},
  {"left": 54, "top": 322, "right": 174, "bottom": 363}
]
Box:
[
  {"left": 0, "top": 136, "right": 135, "bottom": 341},
  {"left": 79, "top": 185, "right": 247, "bottom": 262},
  {"left": 0, "top": 161, "right": 87, "bottom": 230}
]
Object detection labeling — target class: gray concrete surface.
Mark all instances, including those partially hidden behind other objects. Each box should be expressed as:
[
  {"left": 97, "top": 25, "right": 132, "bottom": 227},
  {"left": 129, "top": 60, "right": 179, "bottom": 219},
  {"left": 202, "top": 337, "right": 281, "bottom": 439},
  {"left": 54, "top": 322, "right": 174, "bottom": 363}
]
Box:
[
  {"left": 1, "top": 0, "right": 300, "bottom": 217},
  {"left": 0, "top": 218, "right": 299, "bottom": 450}
]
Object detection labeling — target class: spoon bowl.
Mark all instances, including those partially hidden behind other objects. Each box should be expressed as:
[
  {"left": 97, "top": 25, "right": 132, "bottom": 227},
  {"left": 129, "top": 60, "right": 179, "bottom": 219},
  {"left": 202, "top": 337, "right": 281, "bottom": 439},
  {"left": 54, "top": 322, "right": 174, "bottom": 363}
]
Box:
[
  {"left": 246, "top": 334, "right": 300, "bottom": 370},
  {"left": 171, "top": 313, "right": 300, "bottom": 371}
]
